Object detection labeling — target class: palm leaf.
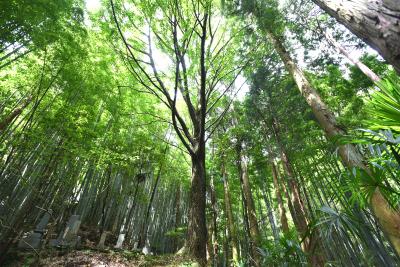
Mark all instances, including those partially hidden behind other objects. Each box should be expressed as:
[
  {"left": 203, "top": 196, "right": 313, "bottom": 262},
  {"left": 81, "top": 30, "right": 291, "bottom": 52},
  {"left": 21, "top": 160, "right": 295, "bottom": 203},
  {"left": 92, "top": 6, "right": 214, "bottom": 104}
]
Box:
[{"left": 366, "top": 78, "right": 400, "bottom": 132}]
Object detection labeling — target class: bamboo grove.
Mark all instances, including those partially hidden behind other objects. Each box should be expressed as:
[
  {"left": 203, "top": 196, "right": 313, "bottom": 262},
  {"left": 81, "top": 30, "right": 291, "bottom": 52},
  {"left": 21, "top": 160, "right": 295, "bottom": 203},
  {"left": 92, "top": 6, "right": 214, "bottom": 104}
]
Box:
[{"left": 1, "top": 0, "right": 400, "bottom": 266}]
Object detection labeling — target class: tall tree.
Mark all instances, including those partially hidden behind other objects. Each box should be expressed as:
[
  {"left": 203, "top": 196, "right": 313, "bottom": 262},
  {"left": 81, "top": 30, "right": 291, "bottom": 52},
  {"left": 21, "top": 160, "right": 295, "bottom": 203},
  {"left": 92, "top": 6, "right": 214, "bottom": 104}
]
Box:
[{"left": 109, "top": 0, "right": 247, "bottom": 264}]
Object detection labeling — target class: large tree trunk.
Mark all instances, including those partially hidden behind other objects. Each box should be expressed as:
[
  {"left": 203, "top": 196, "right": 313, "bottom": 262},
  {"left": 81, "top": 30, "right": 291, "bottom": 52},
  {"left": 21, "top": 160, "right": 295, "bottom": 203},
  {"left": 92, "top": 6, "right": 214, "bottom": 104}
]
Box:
[
  {"left": 312, "top": 0, "right": 400, "bottom": 74},
  {"left": 187, "top": 147, "right": 207, "bottom": 266},
  {"left": 222, "top": 161, "right": 240, "bottom": 265},
  {"left": 237, "top": 144, "right": 261, "bottom": 267},
  {"left": 371, "top": 188, "right": 400, "bottom": 256},
  {"left": 267, "top": 30, "right": 400, "bottom": 257}
]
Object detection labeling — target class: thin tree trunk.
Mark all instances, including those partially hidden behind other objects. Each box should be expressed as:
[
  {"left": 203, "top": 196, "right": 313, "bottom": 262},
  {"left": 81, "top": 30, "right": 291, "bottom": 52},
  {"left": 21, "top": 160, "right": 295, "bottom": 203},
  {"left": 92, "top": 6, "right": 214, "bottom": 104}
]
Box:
[
  {"left": 271, "top": 162, "right": 289, "bottom": 234},
  {"left": 323, "top": 29, "right": 381, "bottom": 82},
  {"left": 312, "top": 0, "right": 400, "bottom": 74},
  {"left": 173, "top": 185, "right": 181, "bottom": 252},
  {"left": 268, "top": 112, "right": 325, "bottom": 266},
  {"left": 125, "top": 180, "right": 140, "bottom": 247},
  {"left": 237, "top": 143, "right": 261, "bottom": 267},
  {"left": 206, "top": 221, "right": 214, "bottom": 263},
  {"left": 261, "top": 184, "right": 279, "bottom": 242},
  {"left": 222, "top": 161, "right": 240, "bottom": 265},
  {"left": 282, "top": 151, "right": 325, "bottom": 267},
  {"left": 0, "top": 138, "right": 63, "bottom": 262},
  {"left": 266, "top": 29, "right": 400, "bottom": 257},
  {"left": 239, "top": 174, "right": 251, "bottom": 260},
  {"left": 0, "top": 95, "right": 32, "bottom": 132},
  {"left": 99, "top": 166, "right": 112, "bottom": 235},
  {"left": 208, "top": 174, "right": 218, "bottom": 266},
  {"left": 138, "top": 164, "right": 163, "bottom": 249}
]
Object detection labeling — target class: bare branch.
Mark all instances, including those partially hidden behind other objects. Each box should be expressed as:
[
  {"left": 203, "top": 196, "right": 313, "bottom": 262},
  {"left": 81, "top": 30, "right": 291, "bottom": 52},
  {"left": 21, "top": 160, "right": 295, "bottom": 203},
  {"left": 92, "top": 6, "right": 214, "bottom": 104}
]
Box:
[
  {"left": 205, "top": 79, "right": 247, "bottom": 142},
  {"left": 206, "top": 59, "right": 250, "bottom": 114}
]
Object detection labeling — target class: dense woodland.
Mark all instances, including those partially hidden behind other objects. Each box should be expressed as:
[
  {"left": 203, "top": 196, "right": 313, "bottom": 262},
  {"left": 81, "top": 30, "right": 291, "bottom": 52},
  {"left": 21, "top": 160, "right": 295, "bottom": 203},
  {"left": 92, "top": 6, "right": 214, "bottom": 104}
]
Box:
[{"left": 1, "top": 0, "right": 400, "bottom": 266}]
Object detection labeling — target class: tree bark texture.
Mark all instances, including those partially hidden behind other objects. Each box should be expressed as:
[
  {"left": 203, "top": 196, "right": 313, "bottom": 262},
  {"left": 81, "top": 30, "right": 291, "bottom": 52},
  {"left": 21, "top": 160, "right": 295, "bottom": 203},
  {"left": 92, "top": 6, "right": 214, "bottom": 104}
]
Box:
[
  {"left": 187, "top": 149, "right": 207, "bottom": 266},
  {"left": 313, "top": 0, "right": 400, "bottom": 74}
]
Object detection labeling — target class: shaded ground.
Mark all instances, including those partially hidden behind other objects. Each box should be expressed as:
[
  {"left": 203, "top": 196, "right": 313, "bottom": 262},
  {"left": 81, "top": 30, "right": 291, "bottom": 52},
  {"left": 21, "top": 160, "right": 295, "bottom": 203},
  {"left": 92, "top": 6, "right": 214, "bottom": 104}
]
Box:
[{"left": 5, "top": 249, "right": 194, "bottom": 267}]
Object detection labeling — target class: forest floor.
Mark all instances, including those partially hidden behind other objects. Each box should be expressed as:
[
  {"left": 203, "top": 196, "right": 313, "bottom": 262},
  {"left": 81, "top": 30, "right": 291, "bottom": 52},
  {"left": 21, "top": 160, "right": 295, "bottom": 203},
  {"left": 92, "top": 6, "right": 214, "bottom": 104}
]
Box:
[{"left": 5, "top": 249, "right": 195, "bottom": 267}]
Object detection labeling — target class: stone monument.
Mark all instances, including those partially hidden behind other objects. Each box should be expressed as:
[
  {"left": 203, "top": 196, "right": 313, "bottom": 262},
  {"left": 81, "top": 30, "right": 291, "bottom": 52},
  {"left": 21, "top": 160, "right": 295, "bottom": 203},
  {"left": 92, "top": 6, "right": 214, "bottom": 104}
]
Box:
[
  {"left": 18, "top": 210, "right": 52, "bottom": 249},
  {"left": 49, "top": 214, "right": 81, "bottom": 248}
]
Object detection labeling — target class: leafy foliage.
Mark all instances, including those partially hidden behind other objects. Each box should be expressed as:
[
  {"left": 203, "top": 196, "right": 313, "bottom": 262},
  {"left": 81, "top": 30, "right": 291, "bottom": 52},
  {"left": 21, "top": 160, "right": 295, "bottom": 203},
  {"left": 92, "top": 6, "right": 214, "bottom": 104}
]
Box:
[
  {"left": 1, "top": 0, "right": 400, "bottom": 266},
  {"left": 366, "top": 78, "right": 400, "bottom": 132}
]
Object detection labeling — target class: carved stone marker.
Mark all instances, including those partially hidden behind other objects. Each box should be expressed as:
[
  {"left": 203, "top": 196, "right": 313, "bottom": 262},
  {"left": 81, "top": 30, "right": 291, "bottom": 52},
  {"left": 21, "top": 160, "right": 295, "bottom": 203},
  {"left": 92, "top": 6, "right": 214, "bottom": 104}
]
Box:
[
  {"left": 18, "top": 232, "right": 42, "bottom": 249},
  {"left": 49, "top": 215, "right": 81, "bottom": 248},
  {"left": 18, "top": 211, "right": 52, "bottom": 249},
  {"left": 142, "top": 238, "right": 151, "bottom": 255},
  {"left": 114, "top": 233, "right": 125, "bottom": 249},
  {"left": 36, "top": 212, "right": 52, "bottom": 233}
]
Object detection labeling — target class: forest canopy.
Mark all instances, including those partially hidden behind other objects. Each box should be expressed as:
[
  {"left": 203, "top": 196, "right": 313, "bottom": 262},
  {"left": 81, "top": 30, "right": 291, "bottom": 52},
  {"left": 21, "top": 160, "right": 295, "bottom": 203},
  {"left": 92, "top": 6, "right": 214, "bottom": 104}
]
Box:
[{"left": 1, "top": 0, "right": 400, "bottom": 266}]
